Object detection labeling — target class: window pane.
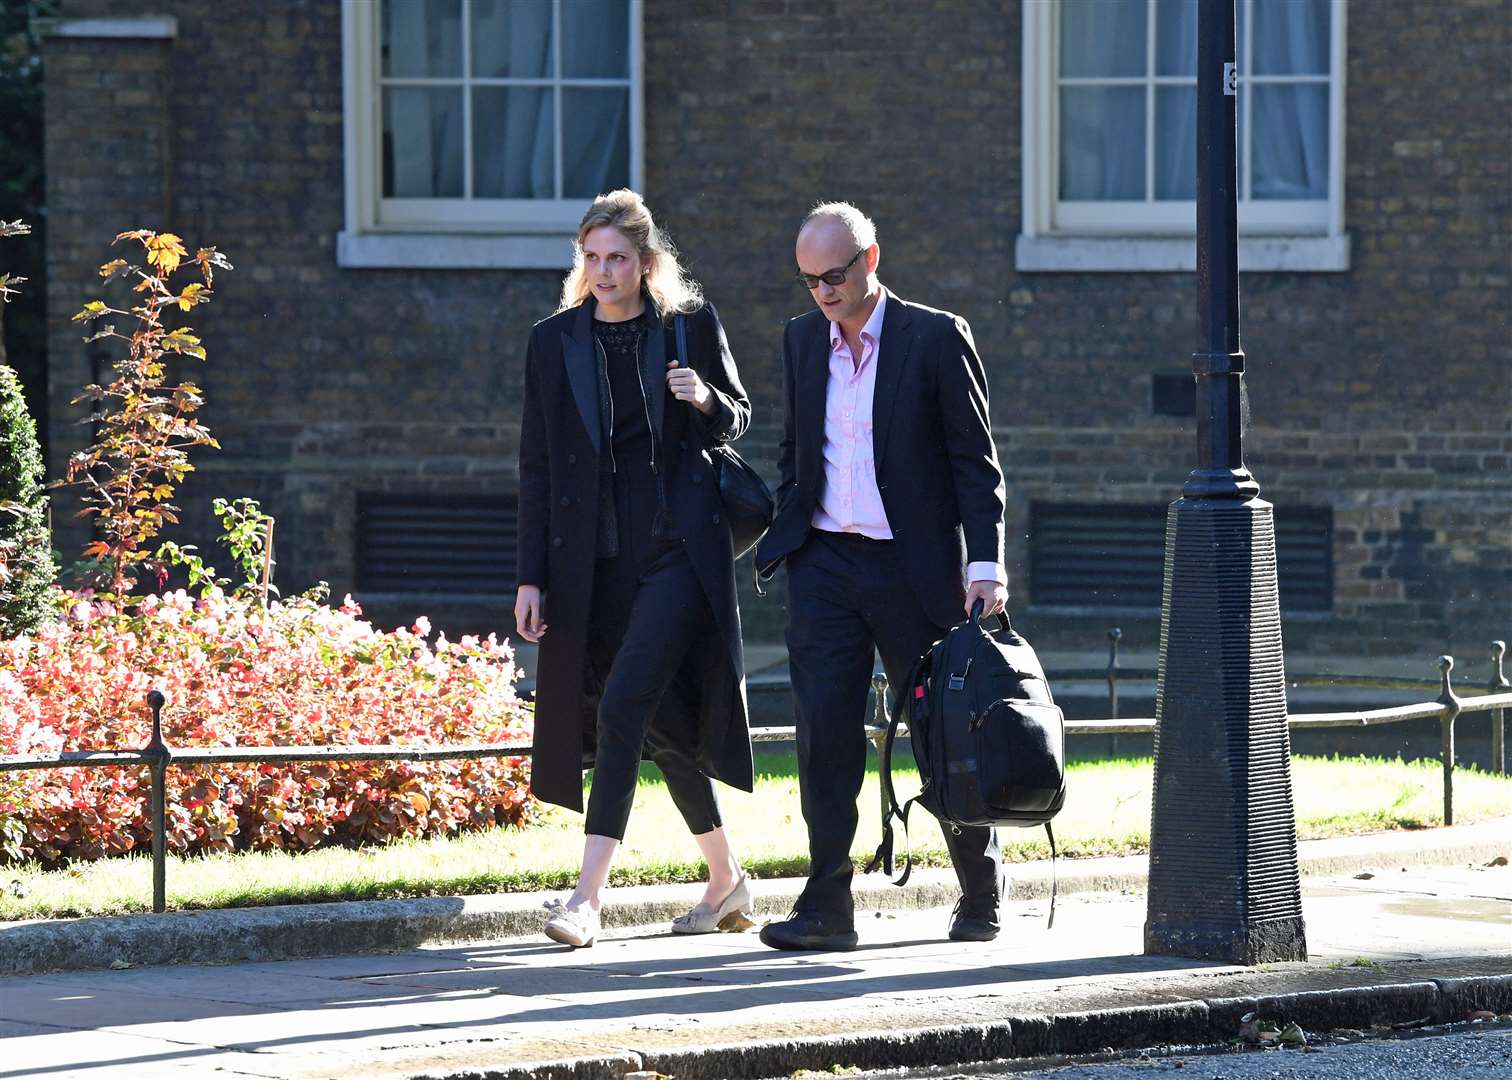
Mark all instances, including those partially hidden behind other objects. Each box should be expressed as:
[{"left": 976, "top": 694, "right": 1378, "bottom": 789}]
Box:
[
  {"left": 1060, "top": 0, "right": 1146, "bottom": 79},
  {"left": 473, "top": 87, "right": 555, "bottom": 198},
  {"left": 1155, "top": 0, "right": 1197, "bottom": 77},
  {"left": 382, "top": 0, "right": 462, "bottom": 78},
  {"left": 382, "top": 87, "right": 464, "bottom": 197},
  {"left": 561, "top": 0, "right": 630, "bottom": 78},
  {"left": 562, "top": 87, "right": 629, "bottom": 198},
  {"left": 1254, "top": 0, "right": 1330, "bottom": 75},
  {"left": 1252, "top": 84, "right": 1328, "bottom": 199},
  {"left": 1154, "top": 86, "right": 1196, "bottom": 199},
  {"left": 1059, "top": 86, "right": 1146, "bottom": 201},
  {"left": 471, "top": 0, "right": 553, "bottom": 79}
]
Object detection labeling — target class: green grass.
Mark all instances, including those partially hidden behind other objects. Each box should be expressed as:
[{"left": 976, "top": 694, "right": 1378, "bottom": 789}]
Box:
[{"left": 4, "top": 750, "right": 1508, "bottom": 921}]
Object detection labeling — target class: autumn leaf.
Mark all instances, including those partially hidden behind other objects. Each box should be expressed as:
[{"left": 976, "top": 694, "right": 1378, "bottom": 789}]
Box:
[
  {"left": 0, "top": 272, "right": 26, "bottom": 302},
  {"left": 176, "top": 283, "right": 207, "bottom": 311},
  {"left": 72, "top": 300, "right": 108, "bottom": 322},
  {"left": 146, "top": 232, "right": 188, "bottom": 276},
  {"left": 162, "top": 327, "right": 204, "bottom": 358},
  {"left": 81, "top": 542, "right": 110, "bottom": 559},
  {"left": 193, "top": 247, "right": 234, "bottom": 285},
  {"left": 98, "top": 258, "right": 127, "bottom": 278}
]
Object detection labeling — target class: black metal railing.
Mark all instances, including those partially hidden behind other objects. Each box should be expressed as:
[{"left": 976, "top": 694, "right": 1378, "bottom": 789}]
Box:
[{"left": 2, "top": 636, "right": 1507, "bottom": 914}]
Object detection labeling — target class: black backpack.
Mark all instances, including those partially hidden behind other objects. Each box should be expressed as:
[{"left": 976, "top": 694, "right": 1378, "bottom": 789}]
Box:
[{"left": 868, "top": 602, "right": 1067, "bottom": 920}]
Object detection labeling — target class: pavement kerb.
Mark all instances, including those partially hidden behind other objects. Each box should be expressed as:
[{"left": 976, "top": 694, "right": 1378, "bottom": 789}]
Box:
[
  {"left": 399, "top": 969, "right": 1512, "bottom": 1080},
  {"left": 1, "top": 818, "right": 1507, "bottom": 977}
]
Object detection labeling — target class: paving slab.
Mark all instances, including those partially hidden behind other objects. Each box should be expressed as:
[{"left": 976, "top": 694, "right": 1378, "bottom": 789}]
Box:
[{"left": 2, "top": 861, "right": 1507, "bottom": 1079}]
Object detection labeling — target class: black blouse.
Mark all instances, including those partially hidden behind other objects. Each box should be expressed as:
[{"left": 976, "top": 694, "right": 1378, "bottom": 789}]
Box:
[{"left": 593, "top": 312, "right": 653, "bottom": 460}]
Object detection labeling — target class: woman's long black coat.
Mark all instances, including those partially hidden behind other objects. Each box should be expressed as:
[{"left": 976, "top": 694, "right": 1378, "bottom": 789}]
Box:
[{"left": 517, "top": 297, "right": 754, "bottom": 812}]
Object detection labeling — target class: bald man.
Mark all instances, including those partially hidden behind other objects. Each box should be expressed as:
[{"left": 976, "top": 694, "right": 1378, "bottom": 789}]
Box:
[{"left": 755, "top": 203, "right": 1009, "bottom": 951}]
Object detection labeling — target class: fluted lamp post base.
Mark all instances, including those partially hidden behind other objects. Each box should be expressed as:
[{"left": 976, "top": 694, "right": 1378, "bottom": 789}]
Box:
[{"left": 1144, "top": 497, "right": 1308, "bottom": 965}]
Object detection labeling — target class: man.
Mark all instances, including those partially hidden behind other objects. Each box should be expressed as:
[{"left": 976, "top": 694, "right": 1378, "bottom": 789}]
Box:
[{"left": 755, "top": 203, "right": 1009, "bottom": 951}]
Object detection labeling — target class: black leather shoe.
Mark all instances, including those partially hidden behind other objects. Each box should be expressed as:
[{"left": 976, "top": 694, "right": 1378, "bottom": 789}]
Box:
[
  {"left": 948, "top": 896, "right": 1000, "bottom": 942},
  {"left": 760, "top": 909, "right": 859, "bottom": 951}
]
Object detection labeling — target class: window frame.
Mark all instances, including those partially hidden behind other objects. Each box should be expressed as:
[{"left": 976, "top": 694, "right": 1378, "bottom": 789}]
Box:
[
  {"left": 1018, "top": 0, "right": 1349, "bottom": 273},
  {"left": 339, "top": 0, "right": 644, "bottom": 269}
]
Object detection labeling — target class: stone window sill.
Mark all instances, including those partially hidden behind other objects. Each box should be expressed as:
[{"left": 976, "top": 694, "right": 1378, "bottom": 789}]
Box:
[
  {"left": 336, "top": 231, "right": 575, "bottom": 271},
  {"left": 37, "top": 16, "right": 178, "bottom": 38},
  {"left": 1015, "top": 234, "right": 1351, "bottom": 274}
]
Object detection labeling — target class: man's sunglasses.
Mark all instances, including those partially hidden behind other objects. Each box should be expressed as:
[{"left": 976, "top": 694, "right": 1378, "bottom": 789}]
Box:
[{"left": 795, "top": 248, "right": 865, "bottom": 290}]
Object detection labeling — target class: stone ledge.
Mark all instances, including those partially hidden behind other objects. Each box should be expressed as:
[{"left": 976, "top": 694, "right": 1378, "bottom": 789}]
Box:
[
  {"left": 37, "top": 16, "right": 178, "bottom": 39},
  {"left": 3, "top": 819, "right": 1507, "bottom": 977}
]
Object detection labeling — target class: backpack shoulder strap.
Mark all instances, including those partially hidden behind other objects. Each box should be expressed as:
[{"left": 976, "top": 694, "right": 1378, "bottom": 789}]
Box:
[
  {"left": 1045, "top": 820, "right": 1058, "bottom": 930},
  {"left": 865, "top": 650, "right": 931, "bottom": 886},
  {"left": 674, "top": 312, "right": 689, "bottom": 368}
]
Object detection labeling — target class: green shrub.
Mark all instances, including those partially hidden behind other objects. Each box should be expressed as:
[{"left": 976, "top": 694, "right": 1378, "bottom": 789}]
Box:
[{"left": 0, "top": 219, "right": 56, "bottom": 636}]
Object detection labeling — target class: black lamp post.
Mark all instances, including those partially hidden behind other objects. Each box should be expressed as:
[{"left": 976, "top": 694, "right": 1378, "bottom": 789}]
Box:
[{"left": 1143, "top": 0, "right": 1308, "bottom": 964}]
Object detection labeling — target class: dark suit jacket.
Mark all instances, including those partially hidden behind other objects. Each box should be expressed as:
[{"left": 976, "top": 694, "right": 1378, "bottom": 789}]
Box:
[
  {"left": 754, "top": 290, "right": 1006, "bottom": 630},
  {"left": 517, "top": 298, "right": 755, "bottom": 811}
]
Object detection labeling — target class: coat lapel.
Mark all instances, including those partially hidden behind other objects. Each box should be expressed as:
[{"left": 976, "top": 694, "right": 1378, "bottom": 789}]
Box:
[
  {"left": 798, "top": 316, "right": 831, "bottom": 496},
  {"left": 872, "top": 291, "right": 912, "bottom": 470},
  {"left": 561, "top": 300, "right": 600, "bottom": 454}
]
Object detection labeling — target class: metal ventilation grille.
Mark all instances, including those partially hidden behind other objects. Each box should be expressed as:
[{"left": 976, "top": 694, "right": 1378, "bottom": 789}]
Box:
[
  {"left": 1029, "top": 502, "right": 1332, "bottom": 611},
  {"left": 356, "top": 494, "right": 517, "bottom": 594}
]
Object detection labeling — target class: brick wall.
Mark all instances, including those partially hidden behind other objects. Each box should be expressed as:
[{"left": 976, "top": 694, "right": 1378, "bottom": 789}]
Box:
[{"left": 43, "top": 0, "right": 1510, "bottom": 657}]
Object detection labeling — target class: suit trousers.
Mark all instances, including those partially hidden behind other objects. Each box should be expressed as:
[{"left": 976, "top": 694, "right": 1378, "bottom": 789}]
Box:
[
  {"left": 786, "top": 529, "right": 1002, "bottom": 919},
  {"left": 583, "top": 543, "right": 724, "bottom": 842}
]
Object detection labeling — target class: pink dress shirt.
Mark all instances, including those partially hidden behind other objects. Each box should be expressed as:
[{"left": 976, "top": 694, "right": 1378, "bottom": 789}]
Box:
[{"left": 812, "top": 289, "right": 1005, "bottom": 587}]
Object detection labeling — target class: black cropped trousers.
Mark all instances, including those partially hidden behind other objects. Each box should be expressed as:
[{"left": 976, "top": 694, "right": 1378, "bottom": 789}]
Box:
[{"left": 582, "top": 543, "right": 724, "bottom": 842}]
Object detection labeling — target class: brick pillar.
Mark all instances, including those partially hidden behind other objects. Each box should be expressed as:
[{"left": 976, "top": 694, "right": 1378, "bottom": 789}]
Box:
[{"left": 42, "top": 16, "right": 178, "bottom": 565}]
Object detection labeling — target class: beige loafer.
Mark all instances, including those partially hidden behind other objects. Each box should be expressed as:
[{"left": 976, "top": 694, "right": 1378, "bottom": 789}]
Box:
[{"left": 672, "top": 875, "right": 754, "bottom": 934}]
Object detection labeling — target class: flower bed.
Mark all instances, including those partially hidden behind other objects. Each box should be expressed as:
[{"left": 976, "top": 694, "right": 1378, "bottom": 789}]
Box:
[{"left": 0, "top": 589, "right": 534, "bottom": 864}]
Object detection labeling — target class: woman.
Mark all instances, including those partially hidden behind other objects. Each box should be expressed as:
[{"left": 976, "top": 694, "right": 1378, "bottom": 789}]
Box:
[{"left": 515, "top": 189, "right": 755, "bottom": 948}]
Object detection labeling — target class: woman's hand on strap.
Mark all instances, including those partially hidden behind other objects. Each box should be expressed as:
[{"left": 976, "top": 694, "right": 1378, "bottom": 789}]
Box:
[
  {"left": 514, "top": 585, "right": 547, "bottom": 642},
  {"left": 666, "top": 359, "right": 716, "bottom": 416}
]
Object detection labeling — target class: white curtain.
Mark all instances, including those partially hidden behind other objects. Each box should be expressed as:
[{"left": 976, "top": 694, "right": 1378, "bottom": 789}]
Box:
[
  {"left": 1059, "top": 0, "right": 1146, "bottom": 199},
  {"left": 472, "top": 0, "right": 554, "bottom": 198},
  {"left": 558, "top": 0, "right": 631, "bottom": 198},
  {"left": 385, "top": 0, "right": 464, "bottom": 198},
  {"left": 1059, "top": 0, "right": 1329, "bottom": 204},
  {"left": 1250, "top": 0, "right": 1330, "bottom": 199},
  {"left": 1154, "top": 0, "right": 1198, "bottom": 200}
]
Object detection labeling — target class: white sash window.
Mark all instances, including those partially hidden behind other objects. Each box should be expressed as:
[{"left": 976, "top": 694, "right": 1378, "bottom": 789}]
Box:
[
  {"left": 1020, "top": 0, "right": 1349, "bottom": 272},
  {"left": 341, "top": 0, "right": 643, "bottom": 268}
]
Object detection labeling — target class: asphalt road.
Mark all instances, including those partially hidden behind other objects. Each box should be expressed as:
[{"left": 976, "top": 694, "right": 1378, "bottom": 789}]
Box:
[{"left": 880, "top": 1024, "right": 1512, "bottom": 1079}]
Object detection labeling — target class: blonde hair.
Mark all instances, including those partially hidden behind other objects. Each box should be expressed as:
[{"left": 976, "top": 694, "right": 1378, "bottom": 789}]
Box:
[
  {"left": 557, "top": 189, "right": 703, "bottom": 317},
  {"left": 799, "top": 201, "right": 878, "bottom": 249}
]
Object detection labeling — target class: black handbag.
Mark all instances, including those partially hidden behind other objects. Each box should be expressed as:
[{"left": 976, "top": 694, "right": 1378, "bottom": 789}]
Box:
[{"left": 675, "top": 314, "right": 774, "bottom": 559}]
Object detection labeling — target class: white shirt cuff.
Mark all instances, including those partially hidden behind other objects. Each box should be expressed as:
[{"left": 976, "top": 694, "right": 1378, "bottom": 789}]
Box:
[{"left": 965, "top": 561, "right": 1007, "bottom": 587}]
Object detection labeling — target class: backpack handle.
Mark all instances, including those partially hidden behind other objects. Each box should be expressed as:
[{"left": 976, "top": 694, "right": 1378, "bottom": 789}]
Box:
[{"left": 969, "top": 596, "right": 1017, "bottom": 640}]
